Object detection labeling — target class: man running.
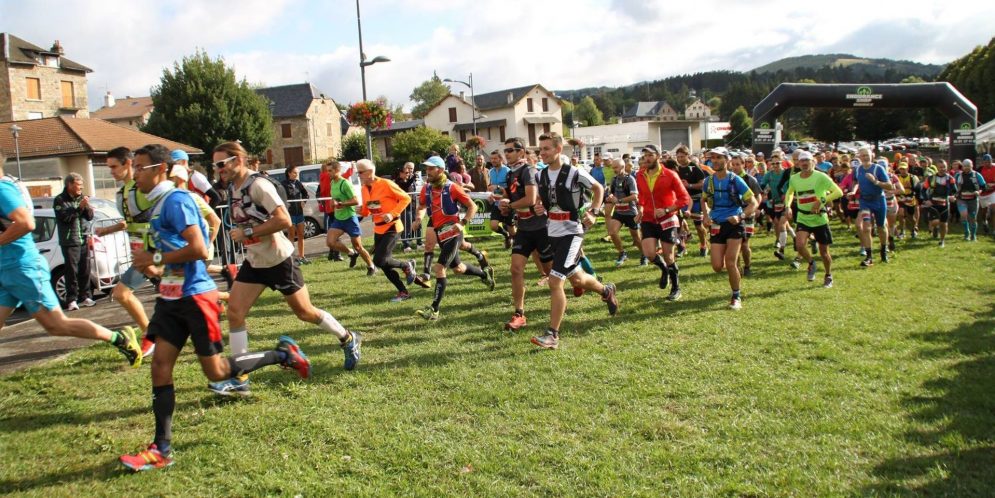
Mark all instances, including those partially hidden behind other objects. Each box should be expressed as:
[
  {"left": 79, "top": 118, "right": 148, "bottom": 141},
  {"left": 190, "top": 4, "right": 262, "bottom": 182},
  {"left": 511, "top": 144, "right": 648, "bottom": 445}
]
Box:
[
  {"left": 487, "top": 150, "right": 515, "bottom": 249},
  {"left": 119, "top": 144, "right": 310, "bottom": 472},
  {"left": 357, "top": 159, "right": 428, "bottom": 302},
  {"left": 854, "top": 146, "right": 895, "bottom": 264},
  {"left": 675, "top": 145, "right": 707, "bottom": 257},
  {"left": 922, "top": 159, "right": 957, "bottom": 248},
  {"left": 212, "top": 141, "right": 361, "bottom": 396},
  {"left": 324, "top": 160, "right": 375, "bottom": 275},
  {"left": 895, "top": 162, "right": 920, "bottom": 239},
  {"left": 531, "top": 133, "right": 618, "bottom": 349},
  {"left": 636, "top": 144, "right": 690, "bottom": 300},
  {"left": 606, "top": 158, "right": 643, "bottom": 267},
  {"left": 0, "top": 150, "right": 141, "bottom": 367},
  {"left": 783, "top": 151, "right": 843, "bottom": 288},
  {"left": 498, "top": 138, "right": 553, "bottom": 332},
  {"left": 977, "top": 154, "right": 995, "bottom": 236},
  {"left": 955, "top": 158, "right": 986, "bottom": 241},
  {"left": 413, "top": 156, "right": 495, "bottom": 320},
  {"left": 701, "top": 147, "right": 759, "bottom": 310},
  {"left": 730, "top": 152, "right": 763, "bottom": 277}
]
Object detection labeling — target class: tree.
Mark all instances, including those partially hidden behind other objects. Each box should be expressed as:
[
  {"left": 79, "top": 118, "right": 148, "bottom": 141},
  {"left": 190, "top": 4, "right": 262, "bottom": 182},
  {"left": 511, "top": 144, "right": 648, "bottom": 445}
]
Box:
[
  {"left": 936, "top": 36, "right": 995, "bottom": 124},
  {"left": 409, "top": 73, "right": 450, "bottom": 119},
  {"left": 391, "top": 127, "right": 454, "bottom": 167},
  {"left": 340, "top": 131, "right": 376, "bottom": 162},
  {"left": 377, "top": 94, "right": 408, "bottom": 121},
  {"left": 725, "top": 106, "right": 753, "bottom": 147},
  {"left": 574, "top": 96, "right": 604, "bottom": 126},
  {"left": 853, "top": 109, "right": 906, "bottom": 147},
  {"left": 561, "top": 99, "right": 575, "bottom": 127},
  {"left": 808, "top": 108, "right": 854, "bottom": 147},
  {"left": 143, "top": 50, "right": 272, "bottom": 158}
]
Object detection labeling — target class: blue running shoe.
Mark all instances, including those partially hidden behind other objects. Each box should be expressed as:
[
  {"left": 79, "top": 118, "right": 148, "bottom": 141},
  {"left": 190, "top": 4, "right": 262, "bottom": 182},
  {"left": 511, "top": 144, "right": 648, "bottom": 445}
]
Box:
[
  {"left": 208, "top": 376, "right": 251, "bottom": 397},
  {"left": 342, "top": 331, "right": 362, "bottom": 371}
]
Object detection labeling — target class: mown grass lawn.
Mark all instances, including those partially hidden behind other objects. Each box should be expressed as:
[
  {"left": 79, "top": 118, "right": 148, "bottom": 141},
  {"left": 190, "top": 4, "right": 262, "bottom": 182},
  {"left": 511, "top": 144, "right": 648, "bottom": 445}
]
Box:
[{"left": 1, "top": 221, "right": 993, "bottom": 496}]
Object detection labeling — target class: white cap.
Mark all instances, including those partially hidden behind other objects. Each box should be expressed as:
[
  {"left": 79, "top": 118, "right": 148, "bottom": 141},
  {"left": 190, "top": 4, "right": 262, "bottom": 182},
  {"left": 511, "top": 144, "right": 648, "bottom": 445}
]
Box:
[
  {"left": 797, "top": 150, "right": 814, "bottom": 161},
  {"left": 169, "top": 163, "right": 189, "bottom": 182}
]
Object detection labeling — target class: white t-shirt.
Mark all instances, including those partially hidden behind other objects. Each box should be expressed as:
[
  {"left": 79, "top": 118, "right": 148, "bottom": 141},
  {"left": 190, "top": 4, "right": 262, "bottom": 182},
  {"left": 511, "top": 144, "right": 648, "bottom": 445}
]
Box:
[
  {"left": 544, "top": 165, "right": 597, "bottom": 238},
  {"left": 230, "top": 176, "right": 295, "bottom": 268}
]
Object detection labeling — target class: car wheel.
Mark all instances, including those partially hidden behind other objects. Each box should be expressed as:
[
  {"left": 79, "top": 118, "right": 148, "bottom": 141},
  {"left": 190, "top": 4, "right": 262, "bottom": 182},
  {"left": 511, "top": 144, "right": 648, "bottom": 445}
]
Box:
[
  {"left": 50, "top": 266, "right": 68, "bottom": 308},
  {"left": 303, "top": 217, "right": 321, "bottom": 239}
]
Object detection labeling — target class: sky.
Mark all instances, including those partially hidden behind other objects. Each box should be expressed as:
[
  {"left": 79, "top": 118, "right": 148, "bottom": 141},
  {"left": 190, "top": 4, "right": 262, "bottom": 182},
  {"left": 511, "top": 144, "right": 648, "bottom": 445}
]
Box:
[{"left": 2, "top": 0, "right": 993, "bottom": 113}]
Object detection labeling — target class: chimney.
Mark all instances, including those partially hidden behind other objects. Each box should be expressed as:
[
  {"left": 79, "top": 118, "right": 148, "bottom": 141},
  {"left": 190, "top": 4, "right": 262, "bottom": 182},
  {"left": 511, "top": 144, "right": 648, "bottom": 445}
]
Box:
[
  {"left": 459, "top": 91, "right": 466, "bottom": 102},
  {"left": 506, "top": 92, "right": 513, "bottom": 104},
  {"left": 104, "top": 91, "right": 115, "bottom": 108},
  {"left": 51, "top": 40, "right": 64, "bottom": 55}
]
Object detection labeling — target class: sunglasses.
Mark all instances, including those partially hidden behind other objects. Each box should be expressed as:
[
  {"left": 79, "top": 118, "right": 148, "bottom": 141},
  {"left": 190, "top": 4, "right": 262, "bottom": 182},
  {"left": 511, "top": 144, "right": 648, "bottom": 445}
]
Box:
[
  {"left": 213, "top": 156, "right": 238, "bottom": 169},
  {"left": 138, "top": 162, "right": 163, "bottom": 171},
  {"left": 503, "top": 147, "right": 523, "bottom": 154}
]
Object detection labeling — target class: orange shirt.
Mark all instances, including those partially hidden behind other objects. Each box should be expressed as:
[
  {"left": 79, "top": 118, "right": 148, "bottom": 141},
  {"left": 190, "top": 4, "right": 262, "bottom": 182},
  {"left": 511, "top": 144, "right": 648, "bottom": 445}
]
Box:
[{"left": 360, "top": 177, "right": 410, "bottom": 234}]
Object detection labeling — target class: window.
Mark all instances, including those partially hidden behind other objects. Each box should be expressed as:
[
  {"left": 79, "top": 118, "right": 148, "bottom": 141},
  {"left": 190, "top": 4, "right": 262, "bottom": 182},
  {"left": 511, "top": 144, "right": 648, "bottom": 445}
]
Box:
[
  {"left": 266, "top": 150, "right": 274, "bottom": 164},
  {"left": 91, "top": 161, "right": 118, "bottom": 191},
  {"left": 448, "top": 107, "right": 457, "bottom": 123},
  {"left": 543, "top": 123, "right": 551, "bottom": 134},
  {"left": 326, "top": 122, "right": 333, "bottom": 135},
  {"left": 32, "top": 216, "right": 56, "bottom": 244},
  {"left": 27, "top": 112, "right": 43, "bottom": 120},
  {"left": 42, "top": 55, "right": 59, "bottom": 68},
  {"left": 26, "top": 78, "right": 41, "bottom": 100},
  {"left": 486, "top": 128, "right": 492, "bottom": 140},
  {"left": 442, "top": 131, "right": 449, "bottom": 136},
  {"left": 542, "top": 98, "right": 549, "bottom": 112},
  {"left": 527, "top": 124, "right": 536, "bottom": 146},
  {"left": 281, "top": 123, "right": 292, "bottom": 138},
  {"left": 385, "top": 137, "right": 393, "bottom": 158},
  {"left": 499, "top": 126, "right": 506, "bottom": 142},
  {"left": 459, "top": 130, "right": 467, "bottom": 142},
  {"left": 61, "top": 81, "right": 75, "bottom": 107},
  {"left": 527, "top": 98, "right": 534, "bottom": 112}
]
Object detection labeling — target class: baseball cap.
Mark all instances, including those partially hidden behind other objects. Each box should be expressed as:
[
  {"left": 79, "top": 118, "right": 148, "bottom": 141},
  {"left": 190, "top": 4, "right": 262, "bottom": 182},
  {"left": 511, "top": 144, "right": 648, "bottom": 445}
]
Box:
[
  {"left": 897, "top": 162, "right": 909, "bottom": 170},
  {"left": 708, "top": 146, "right": 730, "bottom": 157},
  {"left": 169, "top": 163, "right": 189, "bottom": 181},
  {"left": 421, "top": 156, "right": 445, "bottom": 169},
  {"left": 170, "top": 149, "right": 189, "bottom": 162},
  {"left": 982, "top": 153, "right": 992, "bottom": 162},
  {"left": 603, "top": 152, "right": 615, "bottom": 160},
  {"left": 797, "top": 150, "right": 814, "bottom": 161},
  {"left": 641, "top": 144, "right": 660, "bottom": 155}
]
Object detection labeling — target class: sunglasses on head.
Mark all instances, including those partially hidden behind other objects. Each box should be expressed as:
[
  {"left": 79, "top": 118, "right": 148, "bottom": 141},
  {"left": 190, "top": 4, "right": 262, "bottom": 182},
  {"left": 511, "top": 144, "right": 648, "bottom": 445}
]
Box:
[
  {"left": 138, "top": 162, "right": 163, "bottom": 171},
  {"left": 503, "top": 147, "right": 523, "bottom": 154},
  {"left": 213, "top": 156, "right": 238, "bottom": 169}
]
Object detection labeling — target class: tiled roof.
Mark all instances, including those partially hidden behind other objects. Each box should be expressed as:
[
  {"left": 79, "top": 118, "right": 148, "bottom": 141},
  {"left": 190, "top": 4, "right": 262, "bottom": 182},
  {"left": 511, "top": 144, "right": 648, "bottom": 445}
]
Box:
[
  {"left": 0, "top": 117, "right": 201, "bottom": 159},
  {"left": 371, "top": 119, "right": 424, "bottom": 137},
  {"left": 91, "top": 96, "right": 154, "bottom": 121},
  {"left": 472, "top": 84, "right": 539, "bottom": 110},
  {"left": 622, "top": 101, "right": 673, "bottom": 119},
  {"left": 0, "top": 33, "right": 92, "bottom": 73},
  {"left": 256, "top": 83, "right": 327, "bottom": 118}
]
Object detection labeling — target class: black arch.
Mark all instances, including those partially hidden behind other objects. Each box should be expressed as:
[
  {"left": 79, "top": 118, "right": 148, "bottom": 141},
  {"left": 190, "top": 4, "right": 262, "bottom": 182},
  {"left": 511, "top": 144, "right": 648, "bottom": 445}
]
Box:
[{"left": 751, "top": 83, "right": 978, "bottom": 163}]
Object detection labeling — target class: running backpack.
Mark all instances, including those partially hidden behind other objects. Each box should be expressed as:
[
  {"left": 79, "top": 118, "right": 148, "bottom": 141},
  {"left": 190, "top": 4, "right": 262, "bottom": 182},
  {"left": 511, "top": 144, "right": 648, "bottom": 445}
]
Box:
[
  {"left": 230, "top": 173, "right": 289, "bottom": 223},
  {"left": 705, "top": 174, "right": 745, "bottom": 208},
  {"left": 116, "top": 183, "right": 154, "bottom": 223}
]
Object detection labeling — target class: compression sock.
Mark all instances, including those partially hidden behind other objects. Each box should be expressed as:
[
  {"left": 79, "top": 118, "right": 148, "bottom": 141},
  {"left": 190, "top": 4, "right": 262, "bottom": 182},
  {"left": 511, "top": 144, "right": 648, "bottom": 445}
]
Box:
[
  {"left": 963, "top": 221, "right": 970, "bottom": 236},
  {"left": 423, "top": 252, "right": 434, "bottom": 274},
  {"left": 229, "top": 327, "right": 249, "bottom": 355},
  {"left": 466, "top": 244, "right": 483, "bottom": 260},
  {"left": 579, "top": 255, "right": 596, "bottom": 276},
  {"left": 668, "top": 263, "right": 680, "bottom": 290},
  {"left": 316, "top": 310, "right": 348, "bottom": 341},
  {"left": 431, "top": 278, "right": 448, "bottom": 312},
  {"left": 777, "top": 231, "right": 787, "bottom": 249},
  {"left": 970, "top": 222, "right": 978, "bottom": 238},
  {"left": 462, "top": 264, "right": 486, "bottom": 278},
  {"left": 227, "top": 350, "right": 285, "bottom": 377},
  {"left": 152, "top": 384, "right": 175, "bottom": 454},
  {"left": 384, "top": 268, "right": 406, "bottom": 292},
  {"left": 494, "top": 226, "right": 509, "bottom": 238}
]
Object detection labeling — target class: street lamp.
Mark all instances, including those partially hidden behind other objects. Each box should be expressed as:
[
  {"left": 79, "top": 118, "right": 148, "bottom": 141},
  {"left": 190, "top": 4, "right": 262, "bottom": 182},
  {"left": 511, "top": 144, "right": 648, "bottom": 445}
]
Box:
[
  {"left": 9, "top": 124, "right": 22, "bottom": 179},
  {"left": 356, "top": 0, "right": 390, "bottom": 160},
  {"left": 443, "top": 73, "right": 476, "bottom": 137}
]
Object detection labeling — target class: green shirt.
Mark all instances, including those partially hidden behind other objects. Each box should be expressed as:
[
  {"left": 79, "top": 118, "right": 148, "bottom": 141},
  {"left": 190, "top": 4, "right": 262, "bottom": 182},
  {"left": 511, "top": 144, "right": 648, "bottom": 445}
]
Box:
[
  {"left": 785, "top": 170, "right": 843, "bottom": 227},
  {"left": 331, "top": 178, "right": 357, "bottom": 221}
]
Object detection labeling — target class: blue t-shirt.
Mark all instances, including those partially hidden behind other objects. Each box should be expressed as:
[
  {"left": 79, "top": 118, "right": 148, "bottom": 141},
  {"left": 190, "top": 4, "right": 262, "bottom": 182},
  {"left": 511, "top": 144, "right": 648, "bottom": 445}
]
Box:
[
  {"left": 150, "top": 190, "right": 216, "bottom": 297},
  {"left": 704, "top": 173, "right": 753, "bottom": 223},
  {"left": 0, "top": 180, "right": 39, "bottom": 269},
  {"left": 856, "top": 163, "right": 889, "bottom": 204},
  {"left": 488, "top": 165, "right": 510, "bottom": 195},
  {"left": 816, "top": 161, "right": 833, "bottom": 173},
  {"left": 590, "top": 166, "right": 607, "bottom": 186}
]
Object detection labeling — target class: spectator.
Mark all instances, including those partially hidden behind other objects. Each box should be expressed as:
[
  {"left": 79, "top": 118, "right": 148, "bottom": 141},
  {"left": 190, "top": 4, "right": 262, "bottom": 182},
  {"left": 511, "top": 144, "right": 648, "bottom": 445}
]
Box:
[
  {"left": 469, "top": 154, "right": 490, "bottom": 193},
  {"left": 445, "top": 144, "right": 461, "bottom": 175},
  {"left": 54, "top": 173, "right": 94, "bottom": 310},
  {"left": 281, "top": 164, "right": 311, "bottom": 264},
  {"left": 394, "top": 162, "right": 422, "bottom": 251}
]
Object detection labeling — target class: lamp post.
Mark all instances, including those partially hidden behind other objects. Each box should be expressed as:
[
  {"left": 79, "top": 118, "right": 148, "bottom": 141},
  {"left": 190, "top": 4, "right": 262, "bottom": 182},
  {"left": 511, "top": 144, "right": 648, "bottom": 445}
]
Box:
[
  {"left": 9, "top": 124, "right": 23, "bottom": 179},
  {"left": 443, "top": 73, "right": 476, "bottom": 137},
  {"left": 356, "top": 0, "right": 390, "bottom": 160}
]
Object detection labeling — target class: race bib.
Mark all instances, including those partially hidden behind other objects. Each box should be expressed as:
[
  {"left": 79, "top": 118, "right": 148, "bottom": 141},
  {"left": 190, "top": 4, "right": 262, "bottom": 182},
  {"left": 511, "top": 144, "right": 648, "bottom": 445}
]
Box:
[
  {"left": 658, "top": 215, "right": 680, "bottom": 231},
  {"left": 710, "top": 225, "right": 721, "bottom": 236},
  {"left": 159, "top": 275, "right": 184, "bottom": 301},
  {"left": 367, "top": 200, "right": 382, "bottom": 214},
  {"left": 129, "top": 235, "right": 144, "bottom": 253},
  {"left": 437, "top": 222, "right": 461, "bottom": 242}
]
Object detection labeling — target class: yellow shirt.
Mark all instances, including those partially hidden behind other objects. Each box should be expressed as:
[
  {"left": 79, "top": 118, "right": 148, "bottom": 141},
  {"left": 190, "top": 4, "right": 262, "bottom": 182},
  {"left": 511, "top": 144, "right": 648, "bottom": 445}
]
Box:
[{"left": 645, "top": 167, "right": 662, "bottom": 191}]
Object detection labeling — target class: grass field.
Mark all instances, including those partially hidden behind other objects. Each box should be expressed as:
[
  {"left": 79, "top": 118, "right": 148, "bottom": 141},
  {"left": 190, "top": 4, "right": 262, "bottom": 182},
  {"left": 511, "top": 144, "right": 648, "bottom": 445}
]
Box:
[{"left": 1, "top": 220, "right": 993, "bottom": 496}]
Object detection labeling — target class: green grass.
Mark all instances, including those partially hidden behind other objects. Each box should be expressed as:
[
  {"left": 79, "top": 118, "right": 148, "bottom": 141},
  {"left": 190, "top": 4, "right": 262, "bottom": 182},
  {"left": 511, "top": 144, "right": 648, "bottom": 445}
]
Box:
[{"left": 1, "top": 221, "right": 994, "bottom": 496}]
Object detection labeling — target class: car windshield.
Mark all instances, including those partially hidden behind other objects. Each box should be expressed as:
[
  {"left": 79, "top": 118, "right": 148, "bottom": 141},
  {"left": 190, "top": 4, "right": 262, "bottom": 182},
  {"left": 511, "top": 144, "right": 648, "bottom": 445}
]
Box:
[{"left": 32, "top": 215, "right": 56, "bottom": 243}]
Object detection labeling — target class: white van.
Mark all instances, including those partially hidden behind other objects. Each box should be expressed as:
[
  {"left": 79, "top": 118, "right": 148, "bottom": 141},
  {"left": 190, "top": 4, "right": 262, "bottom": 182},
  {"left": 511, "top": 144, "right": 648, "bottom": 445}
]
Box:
[{"left": 264, "top": 162, "right": 363, "bottom": 238}]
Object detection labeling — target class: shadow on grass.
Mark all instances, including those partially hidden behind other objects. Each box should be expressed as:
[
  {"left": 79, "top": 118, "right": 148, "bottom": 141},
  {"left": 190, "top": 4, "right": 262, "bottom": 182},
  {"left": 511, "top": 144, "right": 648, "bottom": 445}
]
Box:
[{"left": 863, "top": 300, "right": 995, "bottom": 495}]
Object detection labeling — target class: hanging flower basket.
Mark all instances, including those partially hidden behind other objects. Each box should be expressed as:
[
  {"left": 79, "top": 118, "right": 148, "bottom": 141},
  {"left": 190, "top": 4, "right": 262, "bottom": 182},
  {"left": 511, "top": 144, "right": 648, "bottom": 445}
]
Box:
[
  {"left": 567, "top": 138, "right": 585, "bottom": 148},
  {"left": 347, "top": 100, "right": 393, "bottom": 130},
  {"left": 465, "top": 135, "right": 487, "bottom": 150}
]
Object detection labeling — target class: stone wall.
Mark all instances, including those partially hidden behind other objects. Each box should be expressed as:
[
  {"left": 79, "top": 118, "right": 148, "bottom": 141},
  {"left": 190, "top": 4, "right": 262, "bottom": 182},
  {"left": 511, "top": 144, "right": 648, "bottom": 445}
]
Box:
[
  {"left": 4, "top": 63, "right": 89, "bottom": 120},
  {"left": 0, "top": 64, "right": 12, "bottom": 122},
  {"left": 265, "top": 98, "right": 342, "bottom": 166}
]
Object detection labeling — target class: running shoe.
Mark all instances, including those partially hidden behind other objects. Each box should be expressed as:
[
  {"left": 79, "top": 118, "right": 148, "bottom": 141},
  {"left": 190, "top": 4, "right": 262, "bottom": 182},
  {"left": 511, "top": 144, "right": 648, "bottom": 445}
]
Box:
[
  {"left": 504, "top": 236, "right": 512, "bottom": 249},
  {"left": 342, "top": 331, "right": 362, "bottom": 371},
  {"left": 743, "top": 266, "right": 752, "bottom": 277},
  {"left": 537, "top": 275, "right": 549, "bottom": 287},
  {"left": 938, "top": 239, "right": 945, "bottom": 248},
  {"left": 415, "top": 306, "right": 440, "bottom": 321},
  {"left": 66, "top": 300, "right": 79, "bottom": 311},
  {"left": 807, "top": 261, "right": 817, "bottom": 281},
  {"left": 602, "top": 283, "right": 619, "bottom": 316},
  {"left": 530, "top": 330, "right": 559, "bottom": 349},
  {"left": 299, "top": 257, "right": 311, "bottom": 265},
  {"left": 276, "top": 335, "right": 311, "bottom": 379},
  {"left": 729, "top": 297, "right": 743, "bottom": 311},
  {"left": 790, "top": 259, "right": 801, "bottom": 270},
  {"left": 81, "top": 298, "right": 96, "bottom": 307},
  {"left": 349, "top": 251, "right": 360, "bottom": 268},
  {"left": 116, "top": 326, "right": 142, "bottom": 368},
  {"left": 403, "top": 260, "right": 417, "bottom": 285},
  {"left": 208, "top": 376, "right": 251, "bottom": 397},
  {"left": 505, "top": 313, "right": 527, "bottom": 331},
  {"left": 327, "top": 250, "right": 337, "bottom": 261},
  {"left": 482, "top": 266, "right": 495, "bottom": 291},
  {"left": 601, "top": 235, "right": 612, "bottom": 243},
  {"left": 880, "top": 247, "right": 888, "bottom": 263},
  {"left": 120, "top": 443, "right": 173, "bottom": 472},
  {"left": 676, "top": 244, "right": 686, "bottom": 258},
  {"left": 331, "top": 252, "right": 345, "bottom": 262},
  {"left": 615, "top": 251, "right": 628, "bottom": 267},
  {"left": 932, "top": 227, "right": 939, "bottom": 238},
  {"left": 639, "top": 256, "right": 649, "bottom": 266},
  {"left": 911, "top": 229, "right": 918, "bottom": 239},
  {"left": 413, "top": 273, "right": 431, "bottom": 289},
  {"left": 573, "top": 286, "right": 585, "bottom": 297},
  {"left": 773, "top": 249, "right": 785, "bottom": 260},
  {"left": 860, "top": 258, "right": 874, "bottom": 268},
  {"left": 823, "top": 275, "right": 834, "bottom": 288},
  {"left": 390, "top": 291, "right": 411, "bottom": 303},
  {"left": 477, "top": 250, "right": 490, "bottom": 269},
  {"left": 140, "top": 336, "right": 155, "bottom": 358},
  {"left": 699, "top": 247, "right": 707, "bottom": 257},
  {"left": 366, "top": 266, "right": 377, "bottom": 277},
  {"left": 888, "top": 237, "right": 896, "bottom": 252},
  {"left": 666, "top": 288, "right": 682, "bottom": 301}
]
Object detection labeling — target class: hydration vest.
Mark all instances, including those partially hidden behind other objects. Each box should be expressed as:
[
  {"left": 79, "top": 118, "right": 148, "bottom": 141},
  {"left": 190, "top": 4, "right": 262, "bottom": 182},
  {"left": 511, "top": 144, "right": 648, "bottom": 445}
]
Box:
[
  {"left": 538, "top": 164, "right": 583, "bottom": 222},
  {"left": 424, "top": 180, "right": 461, "bottom": 217},
  {"left": 957, "top": 171, "right": 980, "bottom": 193},
  {"left": 705, "top": 174, "right": 744, "bottom": 209},
  {"left": 229, "top": 173, "right": 288, "bottom": 225}
]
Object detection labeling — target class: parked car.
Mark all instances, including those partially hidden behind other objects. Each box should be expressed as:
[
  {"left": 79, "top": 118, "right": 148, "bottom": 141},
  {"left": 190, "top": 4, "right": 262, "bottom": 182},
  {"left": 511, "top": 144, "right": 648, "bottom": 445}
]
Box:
[{"left": 32, "top": 205, "right": 131, "bottom": 306}]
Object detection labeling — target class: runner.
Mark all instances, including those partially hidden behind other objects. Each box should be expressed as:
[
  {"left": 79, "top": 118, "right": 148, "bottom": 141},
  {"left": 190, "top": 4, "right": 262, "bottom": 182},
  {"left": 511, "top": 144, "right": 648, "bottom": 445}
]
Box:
[
  {"left": 531, "top": 133, "right": 618, "bottom": 349},
  {"left": 606, "top": 158, "right": 643, "bottom": 267},
  {"left": 0, "top": 150, "right": 141, "bottom": 368},
  {"left": 487, "top": 150, "right": 515, "bottom": 249},
  {"left": 635, "top": 144, "right": 690, "bottom": 301},
  {"left": 324, "top": 160, "right": 375, "bottom": 275},
  {"left": 498, "top": 138, "right": 553, "bottom": 331},
  {"left": 675, "top": 145, "right": 708, "bottom": 257},
  {"left": 922, "top": 159, "right": 957, "bottom": 248},
  {"left": 730, "top": 152, "right": 763, "bottom": 277},
  {"left": 701, "top": 147, "right": 759, "bottom": 310},
  {"left": 211, "top": 141, "right": 361, "bottom": 396},
  {"left": 955, "top": 158, "right": 986, "bottom": 241},
  {"left": 854, "top": 146, "right": 895, "bottom": 264},
  {"left": 357, "top": 158, "right": 428, "bottom": 302},
  {"left": 783, "top": 151, "right": 843, "bottom": 288},
  {"left": 119, "top": 144, "right": 310, "bottom": 472},
  {"left": 895, "top": 162, "right": 920, "bottom": 239},
  {"left": 978, "top": 154, "right": 995, "bottom": 236},
  {"left": 763, "top": 155, "right": 792, "bottom": 259},
  {"left": 413, "top": 156, "right": 495, "bottom": 320},
  {"left": 879, "top": 158, "right": 905, "bottom": 252}
]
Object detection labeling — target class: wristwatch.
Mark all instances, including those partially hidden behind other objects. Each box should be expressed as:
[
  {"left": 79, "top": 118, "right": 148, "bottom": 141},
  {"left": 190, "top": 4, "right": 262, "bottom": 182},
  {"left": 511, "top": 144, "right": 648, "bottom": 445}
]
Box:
[
  {"left": 243, "top": 226, "right": 254, "bottom": 238},
  {"left": 590, "top": 208, "right": 603, "bottom": 216},
  {"left": 153, "top": 252, "right": 163, "bottom": 265}
]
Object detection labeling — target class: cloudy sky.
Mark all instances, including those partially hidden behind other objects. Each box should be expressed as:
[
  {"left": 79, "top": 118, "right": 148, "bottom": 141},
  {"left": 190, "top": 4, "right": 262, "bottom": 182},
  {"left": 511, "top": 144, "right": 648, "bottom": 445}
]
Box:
[{"left": 2, "top": 0, "right": 992, "bottom": 112}]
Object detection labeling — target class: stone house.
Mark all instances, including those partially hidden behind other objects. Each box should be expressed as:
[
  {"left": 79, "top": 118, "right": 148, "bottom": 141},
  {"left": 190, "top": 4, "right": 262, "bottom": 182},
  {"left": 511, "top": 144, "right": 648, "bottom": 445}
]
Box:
[
  {"left": 91, "top": 94, "right": 154, "bottom": 130},
  {"left": 255, "top": 83, "right": 344, "bottom": 167},
  {"left": 0, "top": 33, "right": 90, "bottom": 121},
  {"left": 621, "top": 101, "right": 679, "bottom": 123},
  {"left": 422, "top": 84, "right": 563, "bottom": 149},
  {"left": 684, "top": 99, "right": 712, "bottom": 120}
]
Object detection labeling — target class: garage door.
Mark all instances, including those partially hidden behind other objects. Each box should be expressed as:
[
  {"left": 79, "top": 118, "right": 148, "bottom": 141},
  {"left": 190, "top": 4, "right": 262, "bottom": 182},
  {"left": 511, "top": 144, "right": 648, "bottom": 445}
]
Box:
[{"left": 659, "top": 129, "right": 690, "bottom": 151}]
